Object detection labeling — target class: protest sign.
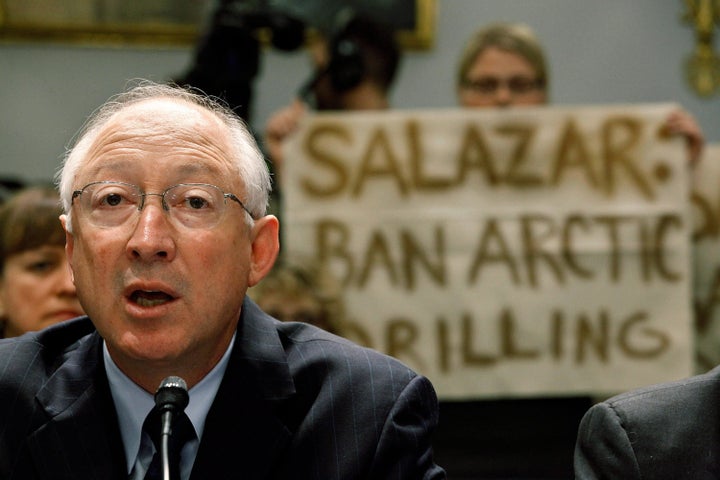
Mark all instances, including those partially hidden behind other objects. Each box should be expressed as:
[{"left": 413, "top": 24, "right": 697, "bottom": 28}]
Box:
[
  {"left": 691, "top": 144, "right": 720, "bottom": 372},
  {"left": 282, "top": 104, "right": 693, "bottom": 399}
]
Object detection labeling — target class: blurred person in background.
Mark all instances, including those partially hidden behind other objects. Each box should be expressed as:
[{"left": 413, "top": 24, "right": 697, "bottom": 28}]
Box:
[
  {"left": 249, "top": 256, "right": 346, "bottom": 336},
  {"left": 263, "top": 10, "right": 401, "bottom": 183},
  {"left": 456, "top": 22, "right": 704, "bottom": 163},
  {"left": 432, "top": 21, "right": 707, "bottom": 479},
  {"left": 0, "top": 186, "right": 84, "bottom": 338}
]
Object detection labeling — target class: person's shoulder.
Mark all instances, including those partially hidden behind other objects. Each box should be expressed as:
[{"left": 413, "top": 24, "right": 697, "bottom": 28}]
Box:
[
  {"left": 601, "top": 366, "right": 720, "bottom": 420},
  {"left": 243, "top": 297, "right": 425, "bottom": 391},
  {"left": 0, "top": 317, "right": 96, "bottom": 382},
  {"left": 576, "top": 368, "right": 720, "bottom": 478},
  {"left": 0, "top": 315, "right": 95, "bottom": 347},
  {"left": 278, "top": 320, "right": 420, "bottom": 384},
  {"left": 279, "top": 320, "right": 410, "bottom": 364}
]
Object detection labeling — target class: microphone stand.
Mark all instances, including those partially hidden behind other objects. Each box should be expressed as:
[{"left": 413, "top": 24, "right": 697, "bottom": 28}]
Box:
[
  {"left": 161, "top": 410, "right": 173, "bottom": 480},
  {"left": 154, "top": 376, "right": 189, "bottom": 480}
]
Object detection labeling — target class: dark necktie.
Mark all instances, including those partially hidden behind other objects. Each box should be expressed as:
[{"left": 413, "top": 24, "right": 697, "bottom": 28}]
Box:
[{"left": 142, "top": 407, "right": 196, "bottom": 480}]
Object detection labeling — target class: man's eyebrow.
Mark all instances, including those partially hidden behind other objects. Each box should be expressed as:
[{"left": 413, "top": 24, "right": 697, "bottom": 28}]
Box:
[
  {"left": 83, "top": 159, "right": 135, "bottom": 177},
  {"left": 173, "top": 162, "right": 225, "bottom": 176}
]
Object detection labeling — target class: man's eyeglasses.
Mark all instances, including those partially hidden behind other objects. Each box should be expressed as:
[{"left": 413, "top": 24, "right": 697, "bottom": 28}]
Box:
[
  {"left": 71, "top": 181, "right": 254, "bottom": 229},
  {"left": 461, "top": 76, "right": 543, "bottom": 95}
]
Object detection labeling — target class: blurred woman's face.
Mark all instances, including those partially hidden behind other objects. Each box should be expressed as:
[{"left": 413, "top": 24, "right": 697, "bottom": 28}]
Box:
[
  {"left": 458, "top": 46, "right": 547, "bottom": 108},
  {"left": 0, "top": 245, "right": 83, "bottom": 337}
]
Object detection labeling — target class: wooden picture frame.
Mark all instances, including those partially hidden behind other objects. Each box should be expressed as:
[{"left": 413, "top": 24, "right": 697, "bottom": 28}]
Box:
[{"left": 0, "top": 0, "right": 436, "bottom": 50}]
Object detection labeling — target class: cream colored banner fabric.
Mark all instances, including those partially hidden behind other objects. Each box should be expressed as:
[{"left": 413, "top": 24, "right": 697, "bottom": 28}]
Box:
[
  {"left": 282, "top": 104, "right": 693, "bottom": 400},
  {"left": 692, "top": 144, "right": 720, "bottom": 373}
]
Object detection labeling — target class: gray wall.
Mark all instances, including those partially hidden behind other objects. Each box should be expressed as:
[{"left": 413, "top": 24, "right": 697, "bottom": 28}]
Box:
[{"left": 1, "top": 0, "right": 718, "bottom": 183}]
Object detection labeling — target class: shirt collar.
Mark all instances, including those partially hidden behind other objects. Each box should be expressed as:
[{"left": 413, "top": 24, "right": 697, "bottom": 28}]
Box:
[{"left": 104, "top": 333, "right": 236, "bottom": 473}]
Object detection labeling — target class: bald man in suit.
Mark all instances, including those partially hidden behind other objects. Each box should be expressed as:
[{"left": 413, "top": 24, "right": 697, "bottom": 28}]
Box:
[{"left": 0, "top": 81, "right": 444, "bottom": 480}]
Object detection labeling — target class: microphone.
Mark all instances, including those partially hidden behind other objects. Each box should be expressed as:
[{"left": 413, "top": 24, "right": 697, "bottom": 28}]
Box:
[{"left": 154, "top": 376, "right": 189, "bottom": 480}]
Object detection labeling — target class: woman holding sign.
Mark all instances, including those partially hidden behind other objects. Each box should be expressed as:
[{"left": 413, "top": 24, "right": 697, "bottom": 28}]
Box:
[
  {"left": 431, "top": 22, "right": 707, "bottom": 479},
  {"left": 455, "top": 22, "right": 704, "bottom": 163}
]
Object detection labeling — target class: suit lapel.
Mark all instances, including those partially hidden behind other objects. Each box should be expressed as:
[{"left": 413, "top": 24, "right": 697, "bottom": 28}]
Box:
[
  {"left": 29, "top": 330, "right": 126, "bottom": 480},
  {"left": 191, "top": 298, "right": 296, "bottom": 480},
  {"left": 25, "top": 300, "right": 296, "bottom": 480}
]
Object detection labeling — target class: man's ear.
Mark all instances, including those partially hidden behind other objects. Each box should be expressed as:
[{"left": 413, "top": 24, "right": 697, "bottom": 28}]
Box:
[
  {"left": 248, "top": 215, "right": 280, "bottom": 287},
  {"left": 60, "top": 214, "right": 75, "bottom": 279}
]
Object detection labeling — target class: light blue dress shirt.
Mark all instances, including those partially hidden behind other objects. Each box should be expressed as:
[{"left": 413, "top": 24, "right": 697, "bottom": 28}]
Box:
[{"left": 103, "top": 334, "right": 235, "bottom": 480}]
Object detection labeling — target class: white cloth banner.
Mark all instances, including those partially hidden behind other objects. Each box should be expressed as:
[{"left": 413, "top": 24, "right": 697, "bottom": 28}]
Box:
[
  {"left": 692, "top": 144, "right": 720, "bottom": 372},
  {"left": 282, "top": 104, "right": 693, "bottom": 399}
]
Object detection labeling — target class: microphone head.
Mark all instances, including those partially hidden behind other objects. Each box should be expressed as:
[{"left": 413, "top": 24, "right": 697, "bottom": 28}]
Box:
[{"left": 154, "top": 376, "right": 189, "bottom": 413}]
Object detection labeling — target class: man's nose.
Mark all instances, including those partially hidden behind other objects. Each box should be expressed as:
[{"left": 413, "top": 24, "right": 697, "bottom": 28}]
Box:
[
  {"left": 493, "top": 84, "right": 514, "bottom": 106},
  {"left": 125, "top": 200, "right": 177, "bottom": 262}
]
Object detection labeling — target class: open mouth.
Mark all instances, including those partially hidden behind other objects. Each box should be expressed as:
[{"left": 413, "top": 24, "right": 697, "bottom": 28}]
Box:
[{"left": 129, "top": 290, "right": 175, "bottom": 307}]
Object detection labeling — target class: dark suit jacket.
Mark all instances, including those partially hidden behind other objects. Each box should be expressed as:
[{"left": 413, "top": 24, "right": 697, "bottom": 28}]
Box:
[
  {"left": 0, "top": 297, "right": 445, "bottom": 480},
  {"left": 574, "top": 365, "right": 720, "bottom": 479}
]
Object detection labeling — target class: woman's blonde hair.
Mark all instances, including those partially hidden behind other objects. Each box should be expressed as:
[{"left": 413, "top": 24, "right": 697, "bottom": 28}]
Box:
[{"left": 456, "top": 22, "right": 548, "bottom": 93}]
